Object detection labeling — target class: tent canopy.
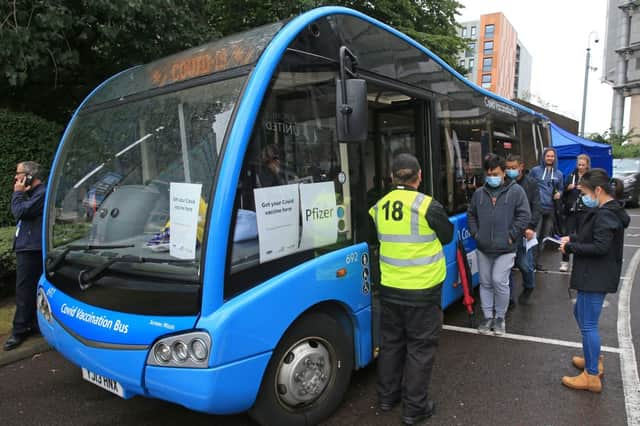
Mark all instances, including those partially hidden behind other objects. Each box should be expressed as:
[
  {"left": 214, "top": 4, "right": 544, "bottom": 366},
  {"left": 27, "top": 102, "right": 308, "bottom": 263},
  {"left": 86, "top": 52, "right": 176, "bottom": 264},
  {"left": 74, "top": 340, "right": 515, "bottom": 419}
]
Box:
[{"left": 550, "top": 122, "right": 612, "bottom": 177}]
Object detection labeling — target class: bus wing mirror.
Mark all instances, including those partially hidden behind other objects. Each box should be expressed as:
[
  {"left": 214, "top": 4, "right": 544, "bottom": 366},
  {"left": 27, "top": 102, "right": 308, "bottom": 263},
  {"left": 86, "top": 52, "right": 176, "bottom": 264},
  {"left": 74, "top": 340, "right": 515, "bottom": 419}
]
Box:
[{"left": 336, "top": 78, "right": 368, "bottom": 143}]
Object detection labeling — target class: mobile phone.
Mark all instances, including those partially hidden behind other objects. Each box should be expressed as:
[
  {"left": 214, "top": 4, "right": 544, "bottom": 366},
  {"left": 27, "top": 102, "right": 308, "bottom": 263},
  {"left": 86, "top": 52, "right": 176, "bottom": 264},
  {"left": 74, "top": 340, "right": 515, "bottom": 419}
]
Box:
[{"left": 24, "top": 175, "right": 33, "bottom": 186}]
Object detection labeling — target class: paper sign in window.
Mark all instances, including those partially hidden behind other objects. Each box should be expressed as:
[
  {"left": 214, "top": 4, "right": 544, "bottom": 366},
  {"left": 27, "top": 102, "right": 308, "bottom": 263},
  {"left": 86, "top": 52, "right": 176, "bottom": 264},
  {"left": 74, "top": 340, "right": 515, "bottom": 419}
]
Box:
[
  {"left": 254, "top": 184, "right": 300, "bottom": 263},
  {"left": 299, "top": 182, "right": 338, "bottom": 250},
  {"left": 170, "top": 183, "right": 202, "bottom": 259}
]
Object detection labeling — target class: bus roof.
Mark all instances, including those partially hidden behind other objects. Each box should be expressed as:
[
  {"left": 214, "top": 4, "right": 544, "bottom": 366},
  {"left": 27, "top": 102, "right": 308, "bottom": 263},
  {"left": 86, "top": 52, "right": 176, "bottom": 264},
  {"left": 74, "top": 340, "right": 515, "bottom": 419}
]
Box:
[{"left": 84, "top": 6, "right": 546, "bottom": 124}]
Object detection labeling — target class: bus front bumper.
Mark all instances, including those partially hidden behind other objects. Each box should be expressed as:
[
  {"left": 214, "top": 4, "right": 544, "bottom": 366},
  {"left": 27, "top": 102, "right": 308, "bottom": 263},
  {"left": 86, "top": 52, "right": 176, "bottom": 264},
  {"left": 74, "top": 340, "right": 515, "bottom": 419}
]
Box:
[{"left": 39, "top": 309, "right": 271, "bottom": 414}]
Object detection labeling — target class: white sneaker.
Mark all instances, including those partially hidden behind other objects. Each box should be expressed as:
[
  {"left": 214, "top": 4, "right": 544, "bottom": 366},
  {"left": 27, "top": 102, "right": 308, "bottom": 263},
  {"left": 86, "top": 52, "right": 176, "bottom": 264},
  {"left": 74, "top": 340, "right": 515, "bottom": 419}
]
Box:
[{"left": 559, "top": 261, "right": 569, "bottom": 272}]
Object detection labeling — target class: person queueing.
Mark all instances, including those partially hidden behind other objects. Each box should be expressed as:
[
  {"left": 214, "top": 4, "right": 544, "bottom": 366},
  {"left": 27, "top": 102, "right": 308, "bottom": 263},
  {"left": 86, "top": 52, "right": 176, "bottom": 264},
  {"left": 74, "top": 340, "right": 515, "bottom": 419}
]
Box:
[
  {"left": 559, "top": 154, "right": 591, "bottom": 272},
  {"left": 4, "top": 161, "right": 46, "bottom": 351},
  {"left": 559, "top": 169, "right": 628, "bottom": 392},
  {"left": 467, "top": 154, "right": 530, "bottom": 335},
  {"left": 505, "top": 155, "right": 541, "bottom": 306},
  {"left": 529, "top": 147, "right": 563, "bottom": 271},
  {"left": 369, "top": 153, "right": 453, "bottom": 425}
]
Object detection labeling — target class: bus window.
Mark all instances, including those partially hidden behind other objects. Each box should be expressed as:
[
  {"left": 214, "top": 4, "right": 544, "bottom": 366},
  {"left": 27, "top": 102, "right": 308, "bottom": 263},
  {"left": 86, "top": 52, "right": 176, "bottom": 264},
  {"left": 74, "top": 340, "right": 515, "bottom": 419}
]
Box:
[{"left": 225, "top": 53, "right": 354, "bottom": 298}]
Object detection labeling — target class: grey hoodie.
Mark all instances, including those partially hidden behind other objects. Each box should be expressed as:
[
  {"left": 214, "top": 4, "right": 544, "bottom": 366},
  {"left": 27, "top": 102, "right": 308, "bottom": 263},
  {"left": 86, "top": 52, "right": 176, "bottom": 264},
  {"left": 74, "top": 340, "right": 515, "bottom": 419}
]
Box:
[{"left": 467, "top": 180, "right": 531, "bottom": 254}]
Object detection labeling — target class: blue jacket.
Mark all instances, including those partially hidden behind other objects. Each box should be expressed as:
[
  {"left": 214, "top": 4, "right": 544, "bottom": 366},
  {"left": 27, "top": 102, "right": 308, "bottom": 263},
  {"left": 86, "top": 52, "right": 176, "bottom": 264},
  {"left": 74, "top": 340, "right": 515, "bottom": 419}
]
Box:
[
  {"left": 529, "top": 147, "right": 564, "bottom": 212},
  {"left": 12, "top": 183, "right": 45, "bottom": 252},
  {"left": 467, "top": 180, "right": 531, "bottom": 255}
]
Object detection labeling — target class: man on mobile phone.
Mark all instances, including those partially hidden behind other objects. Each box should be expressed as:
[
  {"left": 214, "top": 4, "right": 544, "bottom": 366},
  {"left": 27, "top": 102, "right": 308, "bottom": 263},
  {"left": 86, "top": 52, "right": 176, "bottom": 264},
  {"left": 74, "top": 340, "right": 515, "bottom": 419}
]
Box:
[{"left": 3, "top": 161, "right": 45, "bottom": 351}]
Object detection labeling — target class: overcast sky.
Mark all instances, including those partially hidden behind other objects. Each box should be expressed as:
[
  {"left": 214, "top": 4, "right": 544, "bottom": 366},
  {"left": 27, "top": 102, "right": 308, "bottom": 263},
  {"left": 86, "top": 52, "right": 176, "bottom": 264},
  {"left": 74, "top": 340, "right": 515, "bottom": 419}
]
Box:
[{"left": 458, "top": 0, "right": 619, "bottom": 136}]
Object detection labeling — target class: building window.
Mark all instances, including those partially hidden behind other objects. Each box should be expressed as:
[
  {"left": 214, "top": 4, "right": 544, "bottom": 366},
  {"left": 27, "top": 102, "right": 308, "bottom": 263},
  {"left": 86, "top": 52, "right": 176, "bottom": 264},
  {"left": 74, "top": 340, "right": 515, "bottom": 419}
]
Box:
[
  {"left": 485, "top": 24, "right": 495, "bottom": 39},
  {"left": 471, "top": 26, "right": 477, "bottom": 38},
  {"left": 466, "top": 42, "right": 476, "bottom": 58},
  {"left": 481, "top": 74, "right": 491, "bottom": 89},
  {"left": 483, "top": 40, "right": 494, "bottom": 55},
  {"left": 462, "top": 27, "right": 467, "bottom": 37},
  {"left": 459, "top": 58, "right": 465, "bottom": 67},
  {"left": 482, "top": 57, "right": 493, "bottom": 72},
  {"left": 468, "top": 59, "right": 474, "bottom": 71}
]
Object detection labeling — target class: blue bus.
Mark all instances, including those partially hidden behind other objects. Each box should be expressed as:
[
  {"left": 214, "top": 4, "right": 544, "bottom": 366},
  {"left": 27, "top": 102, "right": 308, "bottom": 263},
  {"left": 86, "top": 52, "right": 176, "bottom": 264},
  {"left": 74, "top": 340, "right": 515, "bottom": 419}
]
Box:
[{"left": 38, "top": 6, "right": 550, "bottom": 425}]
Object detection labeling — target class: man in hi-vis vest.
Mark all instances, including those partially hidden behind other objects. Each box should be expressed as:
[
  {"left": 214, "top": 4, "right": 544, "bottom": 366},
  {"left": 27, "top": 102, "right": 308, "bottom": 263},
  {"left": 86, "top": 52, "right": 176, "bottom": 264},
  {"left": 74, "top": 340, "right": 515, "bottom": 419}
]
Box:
[{"left": 369, "top": 153, "right": 453, "bottom": 425}]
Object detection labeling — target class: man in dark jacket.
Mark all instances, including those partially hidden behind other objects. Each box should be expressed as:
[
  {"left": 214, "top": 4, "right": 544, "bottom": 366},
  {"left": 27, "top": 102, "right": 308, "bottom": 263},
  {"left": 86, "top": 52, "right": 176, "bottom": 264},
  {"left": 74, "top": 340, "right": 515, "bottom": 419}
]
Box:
[
  {"left": 506, "top": 155, "right": 541, "bottom": 305},
  {"left": 3, "top": 161, "right": 45, "bottom": 351},
  {"left": 529, "top": 147, "right": 563, "bottom": 270},
  {"left": 467, "top": 154, "right": 530, "bottom": 335}
]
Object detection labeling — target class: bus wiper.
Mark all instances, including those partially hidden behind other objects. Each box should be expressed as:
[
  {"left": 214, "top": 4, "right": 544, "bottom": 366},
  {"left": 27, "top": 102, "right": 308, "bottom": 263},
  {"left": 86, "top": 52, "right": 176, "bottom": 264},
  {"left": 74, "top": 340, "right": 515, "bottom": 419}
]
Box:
[
  {"left": 46, "top": 244, "right": 135, "bottom": 276},
  {"left": 77, "top": 255, "right": 195, "bottom": 291}
]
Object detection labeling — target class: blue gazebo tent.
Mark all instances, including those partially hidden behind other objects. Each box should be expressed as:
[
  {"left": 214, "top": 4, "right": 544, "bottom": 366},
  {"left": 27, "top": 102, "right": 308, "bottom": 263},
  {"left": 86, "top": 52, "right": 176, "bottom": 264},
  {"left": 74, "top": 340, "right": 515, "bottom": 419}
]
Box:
[{"left": 550, "top": 122, "right": 613, "bottom": 177}]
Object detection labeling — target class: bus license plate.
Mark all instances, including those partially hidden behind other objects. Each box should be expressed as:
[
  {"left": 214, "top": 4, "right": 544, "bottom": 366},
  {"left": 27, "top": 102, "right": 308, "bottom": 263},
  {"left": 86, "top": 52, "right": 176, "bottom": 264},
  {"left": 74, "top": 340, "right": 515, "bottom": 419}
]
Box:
[{"left": 81, "top": 368, "right": 124, "bottom": 398}]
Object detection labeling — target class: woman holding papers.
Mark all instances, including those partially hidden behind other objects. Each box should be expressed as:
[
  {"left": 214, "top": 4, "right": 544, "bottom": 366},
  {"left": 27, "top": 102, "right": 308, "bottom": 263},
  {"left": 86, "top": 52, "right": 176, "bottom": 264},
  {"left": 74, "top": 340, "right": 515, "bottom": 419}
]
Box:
[
  {"left": 559, "top": 169, "right": 629, "bottom": 393},
  {"left": 559, "top": 154, "right": 591, "bottom": 272}
]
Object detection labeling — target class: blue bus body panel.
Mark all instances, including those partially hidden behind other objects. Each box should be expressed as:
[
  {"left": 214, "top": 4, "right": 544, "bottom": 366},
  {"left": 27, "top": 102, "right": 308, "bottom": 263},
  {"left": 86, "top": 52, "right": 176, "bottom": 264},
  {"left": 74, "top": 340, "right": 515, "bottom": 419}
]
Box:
[
  {"left": 39, "top": 280, "right": 197, "bottom": 345},
  {"left": 145, "top": 353, "right": 271, "bottom": 414},
  {"left": 199, "top": 243, "right": 372, "bottom": 369},
  {"left": 441, "top": 213, "right": 479, "bottom": 309}
]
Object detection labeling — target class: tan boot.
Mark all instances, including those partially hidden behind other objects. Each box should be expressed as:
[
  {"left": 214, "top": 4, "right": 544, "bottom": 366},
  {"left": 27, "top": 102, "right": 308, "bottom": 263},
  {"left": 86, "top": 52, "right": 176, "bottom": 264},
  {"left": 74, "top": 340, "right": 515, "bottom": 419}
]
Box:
[
  {"left": 572, "top": 355, "right": 604, "bottom": 377},
  {"left": 561, "top": 370, "right": 602, "bottom": 392}
]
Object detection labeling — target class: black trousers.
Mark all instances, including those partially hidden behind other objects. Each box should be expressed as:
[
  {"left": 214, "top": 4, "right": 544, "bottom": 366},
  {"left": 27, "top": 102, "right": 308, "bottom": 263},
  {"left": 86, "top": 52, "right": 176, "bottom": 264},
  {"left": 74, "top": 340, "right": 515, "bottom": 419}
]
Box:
[
  {"left": 12, "top": 251, "right": 42, "bottom": 335},
  {"left": 377, "top": 299, "right": 442, "bottom": 417}
]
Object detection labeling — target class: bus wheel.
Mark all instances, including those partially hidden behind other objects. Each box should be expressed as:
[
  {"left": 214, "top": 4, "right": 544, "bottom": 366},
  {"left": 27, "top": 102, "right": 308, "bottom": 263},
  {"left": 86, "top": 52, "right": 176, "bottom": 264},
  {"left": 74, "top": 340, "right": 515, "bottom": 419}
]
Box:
[{"left": 249, "top": 311, "right": 353, "bottom": 426}]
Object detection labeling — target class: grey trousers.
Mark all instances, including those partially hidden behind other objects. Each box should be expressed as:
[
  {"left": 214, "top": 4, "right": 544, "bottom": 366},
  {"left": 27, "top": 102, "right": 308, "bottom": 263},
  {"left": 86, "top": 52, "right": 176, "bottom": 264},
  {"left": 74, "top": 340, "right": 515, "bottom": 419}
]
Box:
[{"left": 477, "top": 250, "right": 516, "bottom": 319}]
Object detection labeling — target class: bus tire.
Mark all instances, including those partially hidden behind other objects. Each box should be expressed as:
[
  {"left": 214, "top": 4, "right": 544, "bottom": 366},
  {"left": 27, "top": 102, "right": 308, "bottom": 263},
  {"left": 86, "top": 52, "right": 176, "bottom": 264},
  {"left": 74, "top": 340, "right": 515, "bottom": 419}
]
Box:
[{"left": 249, "top": 311, "right": 354, "bottom": 426}]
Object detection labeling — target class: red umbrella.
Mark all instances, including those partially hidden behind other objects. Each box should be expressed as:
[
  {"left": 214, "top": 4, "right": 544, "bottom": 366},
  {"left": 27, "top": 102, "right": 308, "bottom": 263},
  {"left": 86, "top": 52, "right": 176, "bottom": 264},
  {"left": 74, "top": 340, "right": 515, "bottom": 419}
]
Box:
[{"left": 456, "top": 239, "right": 475, "bottom": 326}]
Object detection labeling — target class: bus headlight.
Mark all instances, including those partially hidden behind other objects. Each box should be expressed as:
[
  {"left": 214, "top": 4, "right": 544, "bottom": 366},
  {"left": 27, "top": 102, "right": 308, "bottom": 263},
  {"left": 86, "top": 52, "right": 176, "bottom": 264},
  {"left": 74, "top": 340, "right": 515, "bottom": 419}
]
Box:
[
  {"left": 190, "top": 338, "right": 208, "bottom": 361},
  {"left": 37, "top": 288, "right": 52, "bottom": 322},
  {"left": 154, "top": 343, "right": 172, "bottom": 364},
  {"left": 147, "top": 331, "right": 211, "bottom": 368},
  {"left": 172, "top": 341, "right": 189, "bottom": 362}
]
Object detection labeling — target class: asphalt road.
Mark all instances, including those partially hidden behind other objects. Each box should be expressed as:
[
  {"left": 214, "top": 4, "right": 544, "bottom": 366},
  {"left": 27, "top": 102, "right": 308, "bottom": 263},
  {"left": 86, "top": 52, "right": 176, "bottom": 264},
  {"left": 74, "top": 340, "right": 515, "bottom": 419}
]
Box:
[{"left": 1, "top": 209, "right": 640, "bottom": 426}]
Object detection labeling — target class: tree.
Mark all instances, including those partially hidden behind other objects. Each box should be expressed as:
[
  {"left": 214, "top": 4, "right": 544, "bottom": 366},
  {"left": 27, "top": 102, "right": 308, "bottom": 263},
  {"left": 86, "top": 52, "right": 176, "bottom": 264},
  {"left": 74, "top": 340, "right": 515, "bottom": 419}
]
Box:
[
  {"left": 1, "top": 0, "right": 218, "bottom": 122},
  {"left": 2, "top": 0, "right": 466, "bottom": 123}
]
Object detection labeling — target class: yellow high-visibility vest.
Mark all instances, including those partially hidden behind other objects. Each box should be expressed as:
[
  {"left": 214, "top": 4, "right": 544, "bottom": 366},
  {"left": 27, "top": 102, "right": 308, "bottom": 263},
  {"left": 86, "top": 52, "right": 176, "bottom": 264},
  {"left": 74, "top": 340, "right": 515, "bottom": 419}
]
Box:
[{"left": 369, "top": 189, "right": 445, "bottom": 290}]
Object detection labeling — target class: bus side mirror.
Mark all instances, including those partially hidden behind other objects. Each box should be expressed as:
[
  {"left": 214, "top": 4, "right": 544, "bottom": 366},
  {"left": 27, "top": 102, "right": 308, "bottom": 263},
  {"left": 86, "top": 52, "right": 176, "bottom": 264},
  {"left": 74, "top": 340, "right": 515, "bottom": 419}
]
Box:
[{"left": 336, "top": 78, "right": 368, "bottom": 143}]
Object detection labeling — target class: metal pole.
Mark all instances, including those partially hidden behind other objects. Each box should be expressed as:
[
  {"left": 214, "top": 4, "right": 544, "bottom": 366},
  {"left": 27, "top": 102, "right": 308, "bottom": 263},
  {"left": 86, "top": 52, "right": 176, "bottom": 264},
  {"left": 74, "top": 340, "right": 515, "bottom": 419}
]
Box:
[{"left": 580, "top": 47, "right": 591, "bottom": 137}]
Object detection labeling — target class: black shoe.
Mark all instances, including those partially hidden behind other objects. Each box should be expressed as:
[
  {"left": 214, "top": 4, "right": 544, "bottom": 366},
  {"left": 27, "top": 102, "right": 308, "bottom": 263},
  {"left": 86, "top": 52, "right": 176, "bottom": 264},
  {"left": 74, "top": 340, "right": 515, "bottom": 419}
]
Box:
[
  {"left": 535, "top": 264, "right": 546, "bottom": 272},
  {"left": 519, "top": 288, "right": 534, "bottom": 305},
  {"left": 3, "top": 333, "right": 27, "bottom": 351},
  {"left": 379, "top": 399, "right": 400, "bottom": 412},
  {"left": 402, "top": 400, "right": 435, "bottom": 425}
]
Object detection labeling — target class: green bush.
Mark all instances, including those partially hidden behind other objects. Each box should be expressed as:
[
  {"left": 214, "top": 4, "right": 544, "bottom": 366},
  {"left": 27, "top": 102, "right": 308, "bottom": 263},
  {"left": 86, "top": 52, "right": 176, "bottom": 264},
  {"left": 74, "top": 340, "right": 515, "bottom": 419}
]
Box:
[
  {"left": 0, "top": 109, "right": 62, "bottom": 227},
  {"left": 613, "top": 144, "right": 640, "bottom": 159},
  {"left": 0, "top": 226, "right": 16, "bottom": 282}
]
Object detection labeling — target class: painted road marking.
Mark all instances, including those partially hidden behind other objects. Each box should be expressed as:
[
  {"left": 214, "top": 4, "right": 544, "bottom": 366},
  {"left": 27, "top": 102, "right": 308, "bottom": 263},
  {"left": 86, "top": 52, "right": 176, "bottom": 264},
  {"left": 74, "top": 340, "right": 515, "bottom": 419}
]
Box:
[
  {"left": 442, "top": 324, "right": 621, "bottom": 353},
  {"left": 617, "top": 249, "right": 640, "bottom": 425},
  {"left": 626, "top": 244, "right": 640, "bottom": 248},
  {"left": 537, "top": 269, "right": 630, "bottom": 280}
]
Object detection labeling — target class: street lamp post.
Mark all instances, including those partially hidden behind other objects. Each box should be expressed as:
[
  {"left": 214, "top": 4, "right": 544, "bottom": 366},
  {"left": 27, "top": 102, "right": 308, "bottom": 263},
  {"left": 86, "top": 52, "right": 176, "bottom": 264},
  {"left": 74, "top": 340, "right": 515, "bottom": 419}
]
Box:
[{"left": 580, "top": 31, "right": 599, "bottom": 137}]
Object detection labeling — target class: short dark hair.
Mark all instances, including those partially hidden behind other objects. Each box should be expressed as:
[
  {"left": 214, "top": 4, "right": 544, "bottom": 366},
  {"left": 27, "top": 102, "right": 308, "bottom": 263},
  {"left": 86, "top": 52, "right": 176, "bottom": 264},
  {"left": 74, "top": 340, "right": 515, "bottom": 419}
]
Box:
[
  {"left": 391, "top": 153, "right": 420, "bottom": 184},
  {"left": 580, "top": 168, "right": 623, "bottom": 199},
  {"left": 506, "top": 154, "right": 522, "bottom": 164},
  {"left": 483, "top": 154, "right": 506, "bottom": 171}
]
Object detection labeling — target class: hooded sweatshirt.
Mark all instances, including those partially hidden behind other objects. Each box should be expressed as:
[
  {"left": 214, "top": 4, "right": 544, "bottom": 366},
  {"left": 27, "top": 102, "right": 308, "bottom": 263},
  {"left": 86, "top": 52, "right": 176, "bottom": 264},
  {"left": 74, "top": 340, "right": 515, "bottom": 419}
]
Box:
[{"left": 529, "top": 147, "right": 564, "bottom": 212}]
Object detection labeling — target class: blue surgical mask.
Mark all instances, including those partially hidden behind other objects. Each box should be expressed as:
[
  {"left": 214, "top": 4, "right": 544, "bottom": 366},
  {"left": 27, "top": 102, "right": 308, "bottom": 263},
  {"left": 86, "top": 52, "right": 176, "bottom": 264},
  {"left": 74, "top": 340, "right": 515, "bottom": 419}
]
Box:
[
  {"left": 486, "top": 176, "right": 503, "bottom": 188},
  {"left": 581, "top": 194, "right": 598, "bottom": 208},
  {"left": 506, "top": 169, "right": 519, "bottom": 179}
]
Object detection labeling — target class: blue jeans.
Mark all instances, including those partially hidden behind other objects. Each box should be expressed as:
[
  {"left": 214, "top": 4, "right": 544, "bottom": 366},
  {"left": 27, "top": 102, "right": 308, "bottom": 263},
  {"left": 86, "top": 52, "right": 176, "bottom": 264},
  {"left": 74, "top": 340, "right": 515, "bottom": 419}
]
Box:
[
  {"left": 509, "top": 238, "right": 535, "bottom": 300},
  {"left": 574, "top": 291, "right": 606, "bottom": 375}
]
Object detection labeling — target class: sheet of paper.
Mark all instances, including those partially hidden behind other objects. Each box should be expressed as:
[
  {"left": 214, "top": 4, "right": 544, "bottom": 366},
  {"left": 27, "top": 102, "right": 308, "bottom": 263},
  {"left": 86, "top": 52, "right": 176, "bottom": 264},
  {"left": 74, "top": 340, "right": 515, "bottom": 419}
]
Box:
[
  {"left": 170, "top": 183, "right": 202, "bottom": 259},
  {"left": 299, "top": 182, "right": 338, "bottom": 250},
  {"left": 525, "top": 235, "right": 538, "bottom": 251},
  {"left": 254, "top": 184, "right": 300, "bottom": 263}
]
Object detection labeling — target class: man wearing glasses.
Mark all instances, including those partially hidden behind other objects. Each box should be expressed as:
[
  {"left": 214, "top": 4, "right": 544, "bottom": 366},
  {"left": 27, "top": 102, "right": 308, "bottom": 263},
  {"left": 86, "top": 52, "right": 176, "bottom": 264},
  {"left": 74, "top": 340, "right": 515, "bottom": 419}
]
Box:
[{"left": 3, "top": 161, "right": 45, "bottom": 351}]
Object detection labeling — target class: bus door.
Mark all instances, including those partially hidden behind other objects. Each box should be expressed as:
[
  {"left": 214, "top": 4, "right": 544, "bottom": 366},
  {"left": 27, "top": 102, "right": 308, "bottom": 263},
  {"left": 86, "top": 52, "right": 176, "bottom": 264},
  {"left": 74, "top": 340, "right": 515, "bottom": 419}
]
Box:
[{"left": 356, "top": 86, "right": 432, "bottom": 352}]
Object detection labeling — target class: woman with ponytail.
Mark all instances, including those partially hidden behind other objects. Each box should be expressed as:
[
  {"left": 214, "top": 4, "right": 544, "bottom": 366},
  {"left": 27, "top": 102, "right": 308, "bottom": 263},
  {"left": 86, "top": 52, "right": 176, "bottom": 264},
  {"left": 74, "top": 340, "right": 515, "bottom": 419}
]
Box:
[{"left": 559, "top": 168, "right": 629, "bottom": 392}]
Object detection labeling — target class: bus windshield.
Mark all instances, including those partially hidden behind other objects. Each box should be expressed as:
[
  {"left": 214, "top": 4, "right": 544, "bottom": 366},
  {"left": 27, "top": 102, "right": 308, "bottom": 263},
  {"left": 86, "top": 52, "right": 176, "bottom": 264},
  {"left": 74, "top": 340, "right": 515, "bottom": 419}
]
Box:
[{"left": 45, "top": 76, "right": 245, "bottom": 314}]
